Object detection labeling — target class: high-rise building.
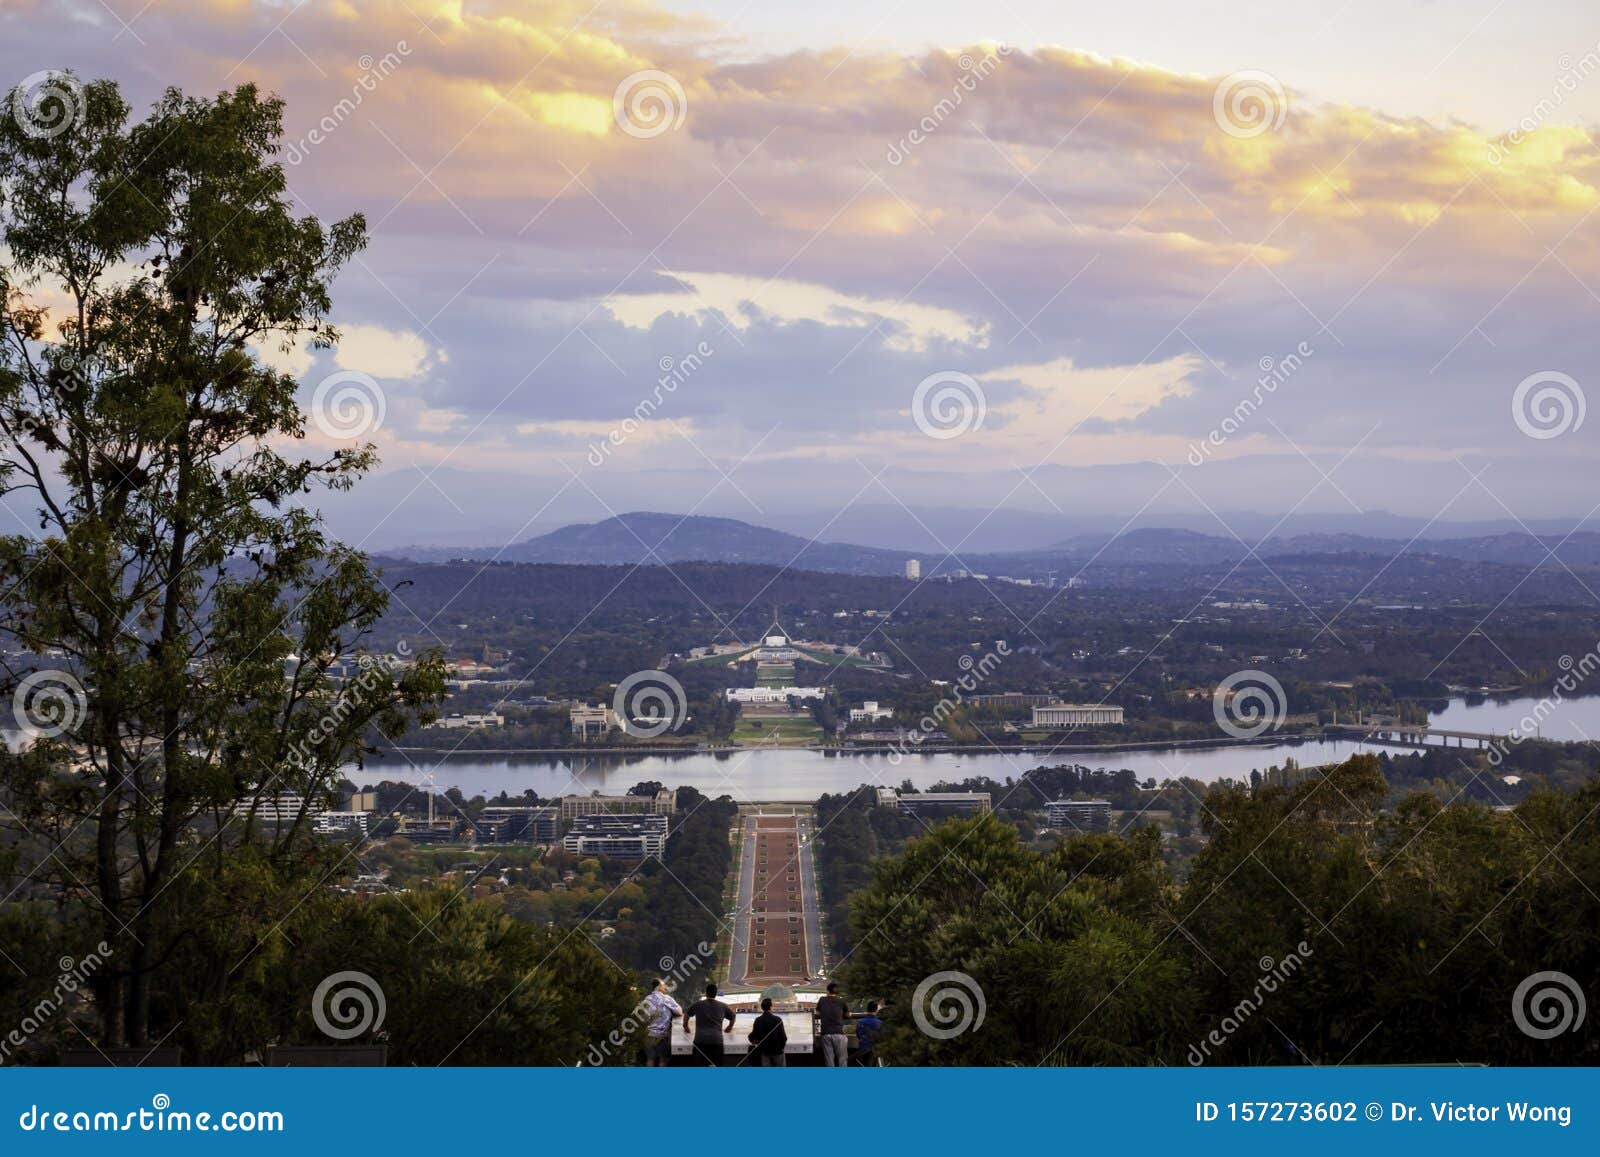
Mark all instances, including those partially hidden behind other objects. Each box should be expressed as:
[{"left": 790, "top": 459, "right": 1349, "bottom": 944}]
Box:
[{"left": 904, "top": 558, "right": 922, "bottom": 581}]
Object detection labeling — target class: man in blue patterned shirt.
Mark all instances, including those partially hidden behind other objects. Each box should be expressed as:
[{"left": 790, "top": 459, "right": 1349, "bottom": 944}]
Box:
[{"left": 642, "top": 978, "right": 681, "bottom": 1067}]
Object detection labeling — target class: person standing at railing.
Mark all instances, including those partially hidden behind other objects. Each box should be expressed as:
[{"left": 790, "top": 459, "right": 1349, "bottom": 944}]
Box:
[
  {"left": 854, "top": 1001, "right": 883, "bottom": 1066},
  {"left": 816, "top": 981, "right": 851, "bottom": 1066},
  {"left": 642, "top": 978, "right": 682, "bottom": 1067},
  {"left": 747, "top": 997, "right": 788, "bottom": 1067},
  {"left": 683, "top": 983, "right": 736, "bottom": 1067}
]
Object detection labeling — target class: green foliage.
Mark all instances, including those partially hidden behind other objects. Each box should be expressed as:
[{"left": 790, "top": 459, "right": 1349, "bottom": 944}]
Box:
[
  {"left": 0, "top": 76, "right": 445, "bottom": 1047},
  {"left": 843, "top": 756, "right": 1600, "bottom": 1065},
  {"left": 610, "top": 787, "right": 738, "bottom": 980}
]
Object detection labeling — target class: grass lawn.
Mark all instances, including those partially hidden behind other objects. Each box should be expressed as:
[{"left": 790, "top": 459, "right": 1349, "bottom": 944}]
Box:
[{"left": 732, "top": 715, "right": 823, "bottom": 745}]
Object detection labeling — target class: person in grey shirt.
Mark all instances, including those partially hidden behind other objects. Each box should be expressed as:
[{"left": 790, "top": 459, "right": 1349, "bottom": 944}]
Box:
[
  {"left": 683, "top": 982, "right": 736, "bottom": 1066},
  {"left": 816, "top": 981, "right": 850, "bottom": 1066}
]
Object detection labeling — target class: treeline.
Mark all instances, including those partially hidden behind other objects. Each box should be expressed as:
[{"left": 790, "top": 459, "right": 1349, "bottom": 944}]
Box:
[
  {"left": 610, "top": 787, "right": 739, "bottom": 981},
  {"left": 0, "top": 851, "right": 635, "bottom": 1066},
  {"left": 843, "top": 756, "right": 1600, "bottom": 1066},
  {"left": 813, "top": 790, "right": 925, "bottom": 956}
]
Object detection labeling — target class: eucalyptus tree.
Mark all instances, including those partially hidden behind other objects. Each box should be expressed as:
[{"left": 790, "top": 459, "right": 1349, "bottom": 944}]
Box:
[{"left": 0, "top": 77, "right": 444, "bottom": 1046}]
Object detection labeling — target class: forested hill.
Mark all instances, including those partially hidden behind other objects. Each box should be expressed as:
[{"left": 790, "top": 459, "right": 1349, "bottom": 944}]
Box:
[{"left": 400, "top": 512, "right": 917, "bottom": 575}]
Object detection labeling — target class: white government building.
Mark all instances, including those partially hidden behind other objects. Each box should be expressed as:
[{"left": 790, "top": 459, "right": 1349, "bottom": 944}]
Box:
[
  {"left": 725, "top": 686, "right": 826, "bottom": 703},
  {"left": 1031, "top": 703, "right": 1125, "bottom": 729}
]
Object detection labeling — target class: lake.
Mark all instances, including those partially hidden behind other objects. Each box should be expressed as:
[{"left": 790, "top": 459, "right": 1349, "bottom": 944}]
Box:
[
  {"left": 362, "top": 693, "right": 1600, "bottom": 801},
  {"left": 359, "top": 737, "right": 1381, "bottom": 802}
]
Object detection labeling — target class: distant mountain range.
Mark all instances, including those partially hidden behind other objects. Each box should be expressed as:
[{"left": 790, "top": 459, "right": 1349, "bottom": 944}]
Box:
[{"left": 387, "top": 512, "right": 1600, "bottom": 578}]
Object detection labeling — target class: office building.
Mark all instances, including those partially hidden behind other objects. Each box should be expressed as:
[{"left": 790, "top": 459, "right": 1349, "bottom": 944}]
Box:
[
  {"left": 1044, "top": 799, "right": 1113, "bottom": 832},
  {"left": 562, "top": 814, "right": 669, "bottom": 861},
  {"left": 427, "top": 712, "right": 505, "bottom": 729},
  {"left": 558, "top": 790, "right": 676, "bottom": 822},
  {"left": 905, "top": 559, "right": 921, "bottom": 581},
  {"left": 966, "top": 692, "right": 1057, "bottom": 708},
  {"left": 569, "top": 703, "right": 617, "bottom": 738},
  {"left": 474, "top": 805, "right": 560, "bottom": 843},
  {"left": 313, "top": 810, "right": 370, "bottom": 837},
  {"left": 235, "top": 792, "right": 321, "bottom": 825},
  {"left": 848, "top": 700, "right": 894, "bottom": 723},
  {"left": 894, "top": 792, "right": 992, "bottom": 818}
]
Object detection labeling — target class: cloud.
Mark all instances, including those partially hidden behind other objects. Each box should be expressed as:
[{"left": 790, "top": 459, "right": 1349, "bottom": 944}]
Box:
[
  {"left": 604, "top": 269, "right": 988, "bottom": 351},
  {"left": 6, "top": 0, "right": 1598, "bottom": 522},
  {"left": 334, "top": 324, "right": 435, "bottom": 380}
]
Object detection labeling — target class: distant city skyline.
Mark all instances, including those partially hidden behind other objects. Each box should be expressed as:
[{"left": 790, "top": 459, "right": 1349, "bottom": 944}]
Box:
[{"left": 5, "top": 0, "right": 1599, "bottom": 548}]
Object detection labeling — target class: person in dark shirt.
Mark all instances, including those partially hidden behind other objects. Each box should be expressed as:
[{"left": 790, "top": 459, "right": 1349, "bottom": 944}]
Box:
[
  {"left": 816, "top": 981, "right": 851, "bottom": 1066},
  {"left": 854, "top": 1000, "right": 883, "bottom": 1066},
  {"left": 683, "top": 982, "right": 736, "bottom": 1067},
  {"left": 746, "top": 997, "right": 788, "bottom": 1067}
]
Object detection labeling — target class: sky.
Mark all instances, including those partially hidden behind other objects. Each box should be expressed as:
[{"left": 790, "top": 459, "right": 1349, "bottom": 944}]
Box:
[{"left": 3, "top": 0, "right": 1599, "bottom": 549}]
